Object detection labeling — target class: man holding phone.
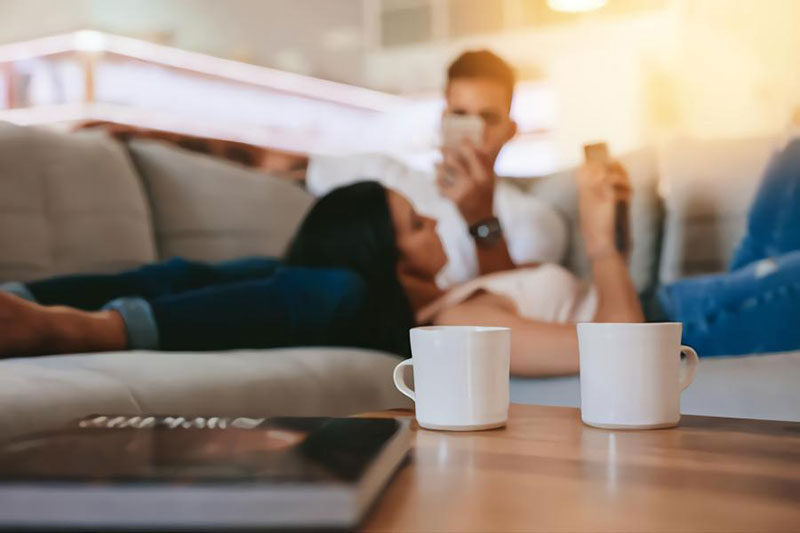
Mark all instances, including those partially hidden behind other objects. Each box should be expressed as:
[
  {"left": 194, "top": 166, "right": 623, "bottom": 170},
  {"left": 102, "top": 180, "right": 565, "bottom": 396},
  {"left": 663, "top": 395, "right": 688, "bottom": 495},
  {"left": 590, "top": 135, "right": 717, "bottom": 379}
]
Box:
[
  {"left": 302, "top": 50, "right": 567, "bottom": 287},
  {"left": 436, "top": 52, "right": 534, "bottom": 278}
]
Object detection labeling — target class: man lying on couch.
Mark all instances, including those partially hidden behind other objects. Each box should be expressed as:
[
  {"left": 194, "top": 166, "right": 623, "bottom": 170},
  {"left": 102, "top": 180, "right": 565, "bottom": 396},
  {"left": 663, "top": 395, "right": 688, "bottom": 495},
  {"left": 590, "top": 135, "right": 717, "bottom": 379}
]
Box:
[
  {"left": 80, "top": 50, "right": 569, "bottom": 291},
  {"left": 274, "top": 49, "right": 570, "bottom": 288}
]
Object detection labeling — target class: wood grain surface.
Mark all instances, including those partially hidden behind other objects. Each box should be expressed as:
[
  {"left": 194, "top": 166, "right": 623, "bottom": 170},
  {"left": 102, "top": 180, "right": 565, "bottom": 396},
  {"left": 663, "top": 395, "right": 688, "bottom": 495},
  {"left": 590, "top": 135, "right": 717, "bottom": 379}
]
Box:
[{"left": 361, "top": 404, "right": 800, "bottom": 532}]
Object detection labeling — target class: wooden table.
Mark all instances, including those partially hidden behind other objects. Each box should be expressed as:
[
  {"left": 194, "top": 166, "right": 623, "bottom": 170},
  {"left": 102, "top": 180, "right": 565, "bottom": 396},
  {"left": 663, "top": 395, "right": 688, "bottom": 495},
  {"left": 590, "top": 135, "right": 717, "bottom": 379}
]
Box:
[{"left": 362, "top": 404, "right": 800, "bottom": 532}]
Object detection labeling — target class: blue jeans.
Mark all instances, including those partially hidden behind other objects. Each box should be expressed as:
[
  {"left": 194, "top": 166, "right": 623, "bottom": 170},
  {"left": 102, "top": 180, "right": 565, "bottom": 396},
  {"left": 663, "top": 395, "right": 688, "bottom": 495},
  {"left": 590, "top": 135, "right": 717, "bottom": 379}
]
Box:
[
  {"left": 3, "top": 258, "right": 365, "bottom": 351},
  {"left": 657, "top": 139, "right": 800, "bottom": 355},
  {"left": 730, "top": 139, "right": 800, "bottom": 269}
]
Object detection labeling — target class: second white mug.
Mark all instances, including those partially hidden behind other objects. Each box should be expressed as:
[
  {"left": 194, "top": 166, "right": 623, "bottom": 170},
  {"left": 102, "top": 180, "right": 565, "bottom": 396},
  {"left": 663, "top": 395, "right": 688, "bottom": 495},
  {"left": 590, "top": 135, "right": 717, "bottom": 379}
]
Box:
[
  {"left": 577, "top": 322, "right": 699, "bottom": 429},
  {"left": 393, "top": 326, "right": 510, "bottom": 431}
]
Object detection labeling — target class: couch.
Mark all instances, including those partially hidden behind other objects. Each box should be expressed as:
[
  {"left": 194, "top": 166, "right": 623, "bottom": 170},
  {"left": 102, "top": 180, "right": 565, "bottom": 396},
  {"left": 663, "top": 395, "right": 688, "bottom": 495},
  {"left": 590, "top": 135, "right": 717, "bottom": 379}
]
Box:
[
  {"left": 0, "top": 122, "right": 797, "bottom": 444},
  {"left": 0, "top": 122, "right": 407, "bottom": 442}
]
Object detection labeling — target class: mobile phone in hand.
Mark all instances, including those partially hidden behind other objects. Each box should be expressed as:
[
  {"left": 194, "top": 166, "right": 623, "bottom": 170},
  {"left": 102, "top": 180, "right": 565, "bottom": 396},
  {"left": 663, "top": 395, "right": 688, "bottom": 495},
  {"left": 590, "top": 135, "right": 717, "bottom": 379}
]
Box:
[
  {"left": 582, "top": 142, "right": 629, "bottom": 255},
  {"left": 442, "top": 114, "right": 484, "bottom": 149},
  {"left": 439, "top": 114, "right": 484, "bottom": 186},
  {"left": 583, "top": 142, "right": 609, "bottom": 164}
]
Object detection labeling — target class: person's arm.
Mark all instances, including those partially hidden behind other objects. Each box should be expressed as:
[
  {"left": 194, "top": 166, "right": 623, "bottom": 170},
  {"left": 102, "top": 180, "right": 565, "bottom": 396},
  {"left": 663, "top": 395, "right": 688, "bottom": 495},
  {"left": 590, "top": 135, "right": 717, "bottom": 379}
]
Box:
[
  {"left": 437, "top": 142, "right": 515, "bottom": 275},
  {"left": 578, "top": 161, "right": 644, "bottom": 323},
  {"left": 432, "top": 161, "right": 644, "bottom": 377},
  {"left": 435, "top": 293, "right": 579, "bottom": 376},
  {"left": 433, "top": 253, "right": 643, "bottom": 377},
  {"left": 473, "top": 232, "right": 516, "bottom": 277},
  {"left": 258, "top": 151, "right": 309, "bottom": 182},
  {"left": 590, "top": 251, "right": 644, "bottom": 322}
]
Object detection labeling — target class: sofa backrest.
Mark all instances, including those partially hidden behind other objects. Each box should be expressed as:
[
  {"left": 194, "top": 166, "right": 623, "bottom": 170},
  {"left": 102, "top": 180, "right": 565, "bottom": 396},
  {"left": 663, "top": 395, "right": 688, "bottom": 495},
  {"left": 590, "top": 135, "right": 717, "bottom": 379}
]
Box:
[
  {"left": 657, "top": 135, "right": 776, "bottom": 283},
  {"left": 0, "top": 122, "right": 157, "bottom": 283},
  {"left": 128, "top": 139, "right": 314, "bottom": 262},
  {"left": 522, "top": 136, "right": 778, "bottom": 290},
  {"left": 0, "top": 125, "right": 316, "bottom": 284},
  {"left": 0, "top": 122, "right": 778, "bottom": 290}
]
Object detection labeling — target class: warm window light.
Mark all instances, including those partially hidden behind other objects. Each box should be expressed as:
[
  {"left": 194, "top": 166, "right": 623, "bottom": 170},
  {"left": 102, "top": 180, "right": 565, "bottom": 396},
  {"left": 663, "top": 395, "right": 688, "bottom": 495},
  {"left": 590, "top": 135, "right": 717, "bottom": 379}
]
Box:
[{"left": 547, "top": 0, "right": 607, "bottom": 13}]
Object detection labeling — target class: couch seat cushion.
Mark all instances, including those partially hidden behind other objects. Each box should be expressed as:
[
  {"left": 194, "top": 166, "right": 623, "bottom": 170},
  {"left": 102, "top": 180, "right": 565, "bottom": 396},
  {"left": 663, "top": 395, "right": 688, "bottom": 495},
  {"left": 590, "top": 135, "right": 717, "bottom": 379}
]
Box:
[
  {"left": 0, "top": 348, "right": 407, "bottom": 442},
  {"left": 510, "top": 351, "right": 800, "bottom": 422}
]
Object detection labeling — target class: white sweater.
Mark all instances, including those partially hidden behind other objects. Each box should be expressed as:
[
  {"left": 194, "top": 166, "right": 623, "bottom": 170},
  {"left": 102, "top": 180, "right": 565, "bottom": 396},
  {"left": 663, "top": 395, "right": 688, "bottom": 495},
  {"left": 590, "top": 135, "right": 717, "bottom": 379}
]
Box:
[{"left": 417, "top": 265, "right": 598, "bottom": 325}]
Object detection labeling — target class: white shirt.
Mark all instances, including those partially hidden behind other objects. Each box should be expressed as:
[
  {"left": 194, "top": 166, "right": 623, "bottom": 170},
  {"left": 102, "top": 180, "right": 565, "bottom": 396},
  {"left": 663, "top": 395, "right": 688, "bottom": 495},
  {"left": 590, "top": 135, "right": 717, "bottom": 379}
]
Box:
[
  {"left": 416, "top": 265, "right": 598, "bottom": 325},
  {"left": 307, "top": 153, "right": 568, "bottom": 288}
]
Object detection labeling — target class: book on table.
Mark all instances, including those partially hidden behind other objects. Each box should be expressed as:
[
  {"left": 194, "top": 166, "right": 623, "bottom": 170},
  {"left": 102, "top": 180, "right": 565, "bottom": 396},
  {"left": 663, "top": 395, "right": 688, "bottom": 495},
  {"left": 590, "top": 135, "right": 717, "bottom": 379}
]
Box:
[{"left": 0, "top": 414, "right": 411, "bottom": 530}]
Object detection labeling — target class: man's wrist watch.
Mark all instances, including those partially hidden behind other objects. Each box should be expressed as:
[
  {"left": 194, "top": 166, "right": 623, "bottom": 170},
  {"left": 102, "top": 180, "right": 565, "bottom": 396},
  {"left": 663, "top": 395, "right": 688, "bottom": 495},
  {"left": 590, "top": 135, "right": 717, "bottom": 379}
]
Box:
[{"left": 469, "top": 216, "right": 503, "bottom": 246}]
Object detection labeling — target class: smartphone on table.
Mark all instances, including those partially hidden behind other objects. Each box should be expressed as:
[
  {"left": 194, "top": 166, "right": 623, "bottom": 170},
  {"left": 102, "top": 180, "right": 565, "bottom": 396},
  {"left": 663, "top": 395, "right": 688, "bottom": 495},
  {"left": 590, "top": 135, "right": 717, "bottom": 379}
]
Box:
[{"left": 583, "top": 142, "right": 630, "bottom": 255}]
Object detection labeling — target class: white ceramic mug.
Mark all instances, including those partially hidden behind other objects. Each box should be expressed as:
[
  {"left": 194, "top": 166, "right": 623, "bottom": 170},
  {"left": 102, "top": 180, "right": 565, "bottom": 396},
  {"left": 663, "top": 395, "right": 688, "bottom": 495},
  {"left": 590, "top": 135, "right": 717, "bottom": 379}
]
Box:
[
  {"left": 393, "top": 326, "right": 510, "bottom": 431},
  {"left": 577, "top": 322, "right": 699, "bottom": 429}
]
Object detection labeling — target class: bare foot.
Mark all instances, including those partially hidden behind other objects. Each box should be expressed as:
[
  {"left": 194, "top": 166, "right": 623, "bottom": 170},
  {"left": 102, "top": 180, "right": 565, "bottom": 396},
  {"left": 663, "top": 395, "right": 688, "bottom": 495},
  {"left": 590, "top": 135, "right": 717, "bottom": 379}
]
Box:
[
  {"left": 0, "top": 291, "right": 49, "bottom": 357},
  {"left": 0, "top": 291, "right": 127, "bottom": 358}
]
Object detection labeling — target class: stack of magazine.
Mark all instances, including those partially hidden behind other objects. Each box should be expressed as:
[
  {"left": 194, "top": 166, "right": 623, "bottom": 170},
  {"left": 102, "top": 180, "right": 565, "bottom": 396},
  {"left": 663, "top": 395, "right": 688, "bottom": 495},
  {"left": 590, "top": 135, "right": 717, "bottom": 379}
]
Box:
[{"left": 0, "top": 414, "right": 411, "bottom": 530}]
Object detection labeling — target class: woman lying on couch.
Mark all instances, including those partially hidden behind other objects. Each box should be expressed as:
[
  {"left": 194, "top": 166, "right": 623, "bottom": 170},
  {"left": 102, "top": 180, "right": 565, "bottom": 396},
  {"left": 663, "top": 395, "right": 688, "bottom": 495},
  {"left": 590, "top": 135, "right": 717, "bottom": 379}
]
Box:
[
  {"left": 2, "top": 141, "right": 799, "bottom": 373},
  {"left": 0, "top": 161, "right": 640, "bottom": 376}
]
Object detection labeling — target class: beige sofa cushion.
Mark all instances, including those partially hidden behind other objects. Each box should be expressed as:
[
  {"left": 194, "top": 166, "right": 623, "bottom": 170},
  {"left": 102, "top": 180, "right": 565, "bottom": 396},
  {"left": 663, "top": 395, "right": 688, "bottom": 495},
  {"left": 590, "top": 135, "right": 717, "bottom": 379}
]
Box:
[
  {"left": 511, "top": 350, "right": 800, "bottom": 422},
  {"left": 0, "top": 123, "right": 157, "bottom": 282},
  {"left": 0, "top": 348, "right": 408, "bottom": 442},
  {"left": 657, "top": 136, "right": 776, "bottom": 283},
  {"left": 128, "top": 140, "right": 314, "bottom": 262}
]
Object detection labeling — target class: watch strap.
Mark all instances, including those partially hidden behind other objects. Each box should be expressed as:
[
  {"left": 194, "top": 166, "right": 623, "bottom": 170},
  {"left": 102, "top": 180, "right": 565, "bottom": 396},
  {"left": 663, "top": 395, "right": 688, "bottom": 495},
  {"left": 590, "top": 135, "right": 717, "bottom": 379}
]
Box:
[{"left": 469, "top": 217, "right": 503, "bottom": 245}]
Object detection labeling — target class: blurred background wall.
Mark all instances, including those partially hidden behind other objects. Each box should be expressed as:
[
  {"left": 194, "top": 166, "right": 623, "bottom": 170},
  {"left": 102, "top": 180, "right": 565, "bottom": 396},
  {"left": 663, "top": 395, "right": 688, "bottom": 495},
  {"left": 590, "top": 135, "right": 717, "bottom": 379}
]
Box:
[
  {"left": 1, "top": 0, "right": 798, "bottom": 169},
  {"left": 364, "top": 0, "right": 800, "bottom": 163},
  {"left": 0, "top": 0, "right": 367, "bottom": 83}
]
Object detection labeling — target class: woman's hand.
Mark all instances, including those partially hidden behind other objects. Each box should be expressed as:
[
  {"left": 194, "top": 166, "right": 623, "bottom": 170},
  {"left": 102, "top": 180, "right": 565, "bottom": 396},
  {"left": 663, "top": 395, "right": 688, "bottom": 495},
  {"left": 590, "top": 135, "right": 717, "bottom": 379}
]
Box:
[
  {"left": 577, "top": 161, "right": 631, "bottom": 259},
  {"left": 578, "top": 161, "right": 644, "bottom": 323}
]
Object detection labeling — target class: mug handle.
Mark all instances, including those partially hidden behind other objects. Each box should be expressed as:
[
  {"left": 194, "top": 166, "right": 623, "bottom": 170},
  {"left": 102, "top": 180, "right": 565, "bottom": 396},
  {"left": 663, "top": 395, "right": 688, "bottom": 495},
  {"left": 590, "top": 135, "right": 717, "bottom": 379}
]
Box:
[
  {"left": 679, "top": 345, "right": 699, "bottom": 391},
  {"left": 392, "top": 360, "right": 416, "bottom": 402}
]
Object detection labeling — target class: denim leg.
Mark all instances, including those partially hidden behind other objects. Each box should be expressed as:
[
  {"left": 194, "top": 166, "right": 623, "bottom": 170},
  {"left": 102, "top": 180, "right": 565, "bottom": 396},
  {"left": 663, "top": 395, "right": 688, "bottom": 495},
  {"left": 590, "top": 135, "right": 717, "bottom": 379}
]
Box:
[
  {"left": 730, "top": 139, "right": 800, "bottom": 270},
  {"left": 1, "top": 258, "right": 359, "bottom": 352},
  {"left": 0, "top": 282, "right": 36, "bottom": 302},
  {"left": 149, "top": 267, "right": 366, "bottom": 351},
  {"left": 659, "top": 251, "right": 800, "bottom": 355},
  {"left": 22, "top": 257, "right": 280, "bottom": 310},
  {"left": 102, "top": 297, "right": 160, "bottom": 350}
]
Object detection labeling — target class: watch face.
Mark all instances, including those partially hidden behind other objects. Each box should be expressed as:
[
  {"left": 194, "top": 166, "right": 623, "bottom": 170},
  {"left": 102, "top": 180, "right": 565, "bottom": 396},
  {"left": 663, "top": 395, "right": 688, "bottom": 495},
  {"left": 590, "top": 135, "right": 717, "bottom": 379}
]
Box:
[{"left": 470, "top": 218, "right": 502, "bottom": 245}]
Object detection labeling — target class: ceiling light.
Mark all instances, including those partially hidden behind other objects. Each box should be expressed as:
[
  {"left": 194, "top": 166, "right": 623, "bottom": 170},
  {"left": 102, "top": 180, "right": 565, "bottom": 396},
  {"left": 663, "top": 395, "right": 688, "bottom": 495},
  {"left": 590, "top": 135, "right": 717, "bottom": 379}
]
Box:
[{"left": 547, "top": 0, "right": 607, "bottom": 13}]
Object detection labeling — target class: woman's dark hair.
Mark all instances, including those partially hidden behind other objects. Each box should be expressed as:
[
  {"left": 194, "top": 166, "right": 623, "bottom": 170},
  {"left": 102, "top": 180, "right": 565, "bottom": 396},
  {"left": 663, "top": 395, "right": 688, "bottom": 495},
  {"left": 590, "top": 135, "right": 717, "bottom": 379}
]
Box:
[{"left": 285, "top": 181, "right": 414, "bottom": 355}]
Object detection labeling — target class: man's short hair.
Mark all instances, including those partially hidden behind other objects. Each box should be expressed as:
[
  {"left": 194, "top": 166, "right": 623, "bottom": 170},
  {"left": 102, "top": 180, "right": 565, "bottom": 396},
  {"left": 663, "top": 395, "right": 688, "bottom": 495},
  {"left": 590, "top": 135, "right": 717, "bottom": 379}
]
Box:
[{"left": 446, "top": 50, "right": 516, "bottom": 105}]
